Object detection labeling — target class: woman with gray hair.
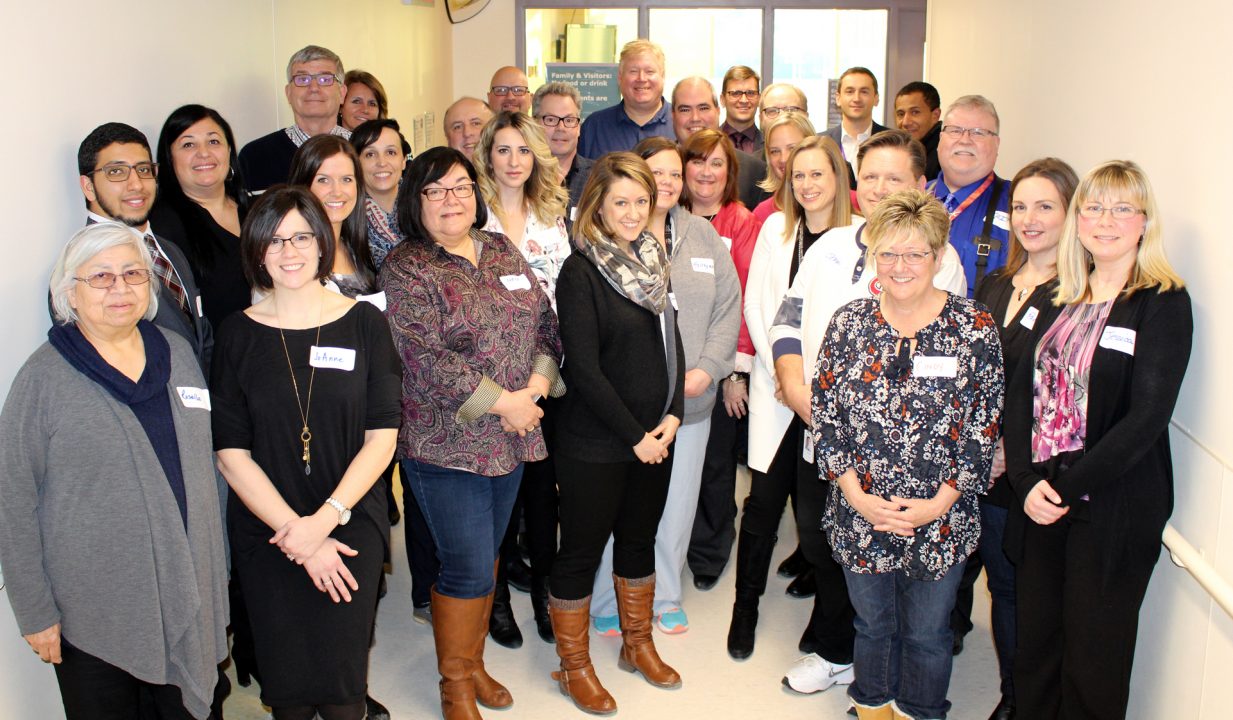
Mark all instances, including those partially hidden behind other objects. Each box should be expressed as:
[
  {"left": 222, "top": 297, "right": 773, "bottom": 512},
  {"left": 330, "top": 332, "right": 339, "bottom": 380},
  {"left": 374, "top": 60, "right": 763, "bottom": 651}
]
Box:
[{"left": 0, "top": 222, "right": 230, "bottom": 719}]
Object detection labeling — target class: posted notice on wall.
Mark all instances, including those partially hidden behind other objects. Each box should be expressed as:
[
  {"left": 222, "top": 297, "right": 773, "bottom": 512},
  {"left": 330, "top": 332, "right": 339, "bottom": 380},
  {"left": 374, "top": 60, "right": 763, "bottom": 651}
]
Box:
[{"left": 546, "top": 63, "right": 619, "bottom": 119}]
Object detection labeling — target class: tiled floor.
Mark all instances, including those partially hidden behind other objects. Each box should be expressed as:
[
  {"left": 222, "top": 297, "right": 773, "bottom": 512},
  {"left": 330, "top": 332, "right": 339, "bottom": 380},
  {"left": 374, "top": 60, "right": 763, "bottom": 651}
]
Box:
[{"left": 224, "top": 469, "right": 1001, "bottom": 719}]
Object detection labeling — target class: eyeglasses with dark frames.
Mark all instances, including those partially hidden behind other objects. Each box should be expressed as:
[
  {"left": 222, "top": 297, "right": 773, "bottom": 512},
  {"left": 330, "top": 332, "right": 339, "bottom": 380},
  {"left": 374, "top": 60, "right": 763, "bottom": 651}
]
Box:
[
  {"left": 538, "top": 114, "right": 581, "bottom": 128},
  {"left": 267, "top": 232, "right": 317, "bottom": 254},
  {"left": 491, "top": 85, "right": 529, "bottom": 97},
  {"left": 90, "top": 162, "right": 158, "bottom": 183},
  {"left": 291, "top": 73, "right": 341, "bottom": 87},
  {"left": 421, "top": 183, "right": 476, "bottom": 201}
]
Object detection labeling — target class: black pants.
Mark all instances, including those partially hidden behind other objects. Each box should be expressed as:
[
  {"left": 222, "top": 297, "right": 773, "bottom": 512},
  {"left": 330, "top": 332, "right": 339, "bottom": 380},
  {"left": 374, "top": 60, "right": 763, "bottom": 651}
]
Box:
[
  {"left": 500, "top": 397, "right": 560, "bottom": 575},
  {"left": 54, "top": 640, "right": 228, "bottom": 720},
  {"left": 739, "top": 417, "right": 803, "bottom": 540},
  {"left": 1014, "top": 510, "right": 1158, "bottom": 719},
  {"left": 551, "top": 452, "right": 673, "bottom": 600},
  {"left": 688, "top": 397, "right": 744, "bottom": 576},
  {"left": 794, "top": 443, "right": 856, "bottom": 665}
]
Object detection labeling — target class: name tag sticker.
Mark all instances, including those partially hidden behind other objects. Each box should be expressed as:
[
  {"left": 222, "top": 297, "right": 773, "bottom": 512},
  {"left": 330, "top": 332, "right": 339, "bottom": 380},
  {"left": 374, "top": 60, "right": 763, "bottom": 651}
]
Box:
[
  {"left": 176, "top": 386, "right": 211, "bottom": 410},
  {"left": 993, "top": 210, "right": 1010, "bottom": 231},
  {"left": 196, "top": 295, "right": 204, "bottom": 318},
  {"left": 310, "top": 346, "right": 357, "bottom": 371},
  {"left": 691, "top": 257, "right": 715, "bottom": 274},
  {"left": 668, "top": 292, "right": 678, "bottom": 310},
  {"left": 1099, "top": 326, "right": 1136, "bottom": 356},
  {"left": 913, "top": 356, "right": 958, "bottom": 378},
  {"left": 356, "top": 291, "right": 386, "bottom": 311},
  {"left": 720, "top": 236, "right": 733, "bottom": 252},
  {"left": 1020, "top": 306, "right": 1039, "bottom": 330},
  {"left": 570, "top": 206, "right": 578, "bottom": 222},
  {"left": 500, "top": 274, "right": 532, "bottom": 291}
]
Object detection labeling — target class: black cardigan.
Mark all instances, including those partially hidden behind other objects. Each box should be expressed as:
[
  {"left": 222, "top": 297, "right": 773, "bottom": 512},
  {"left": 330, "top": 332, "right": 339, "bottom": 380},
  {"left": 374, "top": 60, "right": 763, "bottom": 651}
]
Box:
[
  {"left": 554, "top": 252, "right": 686, "bottom": 463},
  {"left": 1002, "top": 286, "right": 1192, "bottom": 582}
]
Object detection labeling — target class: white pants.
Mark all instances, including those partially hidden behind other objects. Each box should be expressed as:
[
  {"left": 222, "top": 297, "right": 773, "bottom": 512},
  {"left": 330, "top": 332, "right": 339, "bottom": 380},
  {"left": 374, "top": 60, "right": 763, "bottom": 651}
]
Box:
[{"left": 591, "top": 418, "right": 711, "bottom": 617}]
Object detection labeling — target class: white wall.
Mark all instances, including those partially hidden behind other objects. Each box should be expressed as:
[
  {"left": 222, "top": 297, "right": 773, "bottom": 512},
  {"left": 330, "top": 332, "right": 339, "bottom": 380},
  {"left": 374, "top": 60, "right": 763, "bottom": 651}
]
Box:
[
  {"left": 451, "top": 1, "right": 518, "bottom": 110},
  {"left": 0, "top": 1, "right": 449, "bottom": 717},
  {"left": 927, "top": 1, "right": 1233, "bottom": 717}
]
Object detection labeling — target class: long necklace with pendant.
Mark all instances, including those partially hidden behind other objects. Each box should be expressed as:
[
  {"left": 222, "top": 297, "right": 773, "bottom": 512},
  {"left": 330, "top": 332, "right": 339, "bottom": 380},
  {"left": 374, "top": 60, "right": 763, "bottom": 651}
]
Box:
[{"left": 276, "top": 295, "right": 323, "bottom": 475}]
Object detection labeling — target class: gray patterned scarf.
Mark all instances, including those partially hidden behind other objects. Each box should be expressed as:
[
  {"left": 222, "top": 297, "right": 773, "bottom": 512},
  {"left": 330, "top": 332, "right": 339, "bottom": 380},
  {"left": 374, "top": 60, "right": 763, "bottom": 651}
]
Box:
[{"left": 579, "top": 229, "right": 670, "bottom": 313}]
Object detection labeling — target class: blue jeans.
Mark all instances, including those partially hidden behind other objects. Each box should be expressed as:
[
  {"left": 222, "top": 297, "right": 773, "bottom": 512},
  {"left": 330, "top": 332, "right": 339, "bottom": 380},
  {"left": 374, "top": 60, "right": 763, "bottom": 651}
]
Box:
[
  {"left": 844, "top": 560, "right": 966, "bottom": 720},
  {"left": 978, "top": 503, "right": 1016, "bottom": 698},
  {"left": 401, "top": 459, "right": 523, "bottom": 599}
]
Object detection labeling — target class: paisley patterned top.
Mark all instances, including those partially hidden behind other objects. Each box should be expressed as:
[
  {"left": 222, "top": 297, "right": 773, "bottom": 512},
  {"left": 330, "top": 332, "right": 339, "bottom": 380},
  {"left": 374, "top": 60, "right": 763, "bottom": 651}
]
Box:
[
  {"left": 813, "top": 294, "right": 1004, "bottom": 580},
  {"left": 380, "top": 229, "right": 563, "bottom": 476}
]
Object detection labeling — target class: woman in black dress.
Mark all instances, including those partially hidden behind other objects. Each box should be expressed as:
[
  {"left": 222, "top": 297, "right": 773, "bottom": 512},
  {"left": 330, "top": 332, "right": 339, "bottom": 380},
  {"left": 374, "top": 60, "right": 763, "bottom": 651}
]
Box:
[
  {"left": 155, "top": 104, "right": 251, "bottom": 330},
  {"left": 973, "top": 157, "right": 1078, "bottom": 720},
  {"left": 211, "top": 186, "right": 401, "bottom": 720}
]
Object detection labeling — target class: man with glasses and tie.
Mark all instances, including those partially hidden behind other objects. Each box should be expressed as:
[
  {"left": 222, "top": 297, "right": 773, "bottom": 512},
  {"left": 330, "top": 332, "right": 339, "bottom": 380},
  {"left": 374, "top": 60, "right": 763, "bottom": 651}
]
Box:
[
  {"left": 238, "top": 45, "right": 351, "bottom": 193},
  {"left": 533, "top": 82, "right": 592, "bottom": 225},
  {"left": 488, "top": 66, "right": 532, "bottom": 115},
  {"left": 930, "top": 94, "right": 1010, "bottom": 295},
  {"left": 720, "top": 65, "right": 763, "bottom": 155},
  {"left": 75, "top": 122, "right": 211, "bottom": 371}
]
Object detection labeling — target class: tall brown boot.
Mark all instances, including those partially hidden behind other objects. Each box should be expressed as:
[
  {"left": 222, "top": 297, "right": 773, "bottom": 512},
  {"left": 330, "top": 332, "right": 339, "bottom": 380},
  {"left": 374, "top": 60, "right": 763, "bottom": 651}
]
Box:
[
  {"left": 475, "top": 587, "right": 513, "bottom": 708},
  {"left": 431, "top": 588, "right": 485, "bottom": 720},
  {"left": 549, "top": 595, "right": 617, "bottom": 715},
  {"left": 613, "top": 574, "right": 681, "bottom": 689}
]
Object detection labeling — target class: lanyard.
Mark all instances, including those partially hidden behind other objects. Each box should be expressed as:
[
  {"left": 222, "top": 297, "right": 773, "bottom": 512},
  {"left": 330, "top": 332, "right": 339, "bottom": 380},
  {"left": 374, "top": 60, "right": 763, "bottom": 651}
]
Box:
[
  {"left": 850, "top": 225, "right": 867, "bottom": 284},
  {"left": 933, "top": 173, "right": 995, "bottom": 221}
]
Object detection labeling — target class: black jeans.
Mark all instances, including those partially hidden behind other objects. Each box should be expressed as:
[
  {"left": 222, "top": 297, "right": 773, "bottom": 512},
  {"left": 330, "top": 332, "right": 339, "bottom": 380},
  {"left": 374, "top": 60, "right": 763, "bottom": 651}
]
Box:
[
  {"left": 795, "top": 444, "right": 856, "bottom": 665},
  {"left": 688, "top": 397, "right": 744, "bottom": 576},
  {"left": 54, "top": 640, "right": 228, "bottom": 720},
  {"left": 738, "top": 416, "right": 804, "bottom": 540},
  {"left": 551, "top": 452, "right": 673, "bottom": 600}
]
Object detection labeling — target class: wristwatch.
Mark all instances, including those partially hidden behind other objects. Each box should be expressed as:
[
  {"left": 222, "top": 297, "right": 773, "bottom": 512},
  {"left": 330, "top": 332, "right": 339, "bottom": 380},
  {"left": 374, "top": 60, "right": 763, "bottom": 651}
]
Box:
[
  {"left": 325, "top": 497, "right": 351, "bottom": 526},
  {"left": 727, "top": 372, "right": 746, "bottom": 384}
]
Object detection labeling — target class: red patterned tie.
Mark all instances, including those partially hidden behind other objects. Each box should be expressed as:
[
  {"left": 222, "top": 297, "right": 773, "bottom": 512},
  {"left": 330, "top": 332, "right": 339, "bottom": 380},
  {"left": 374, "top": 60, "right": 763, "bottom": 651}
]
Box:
[{"left": 144, "top": 235, "right": 189, "bottom": 313}]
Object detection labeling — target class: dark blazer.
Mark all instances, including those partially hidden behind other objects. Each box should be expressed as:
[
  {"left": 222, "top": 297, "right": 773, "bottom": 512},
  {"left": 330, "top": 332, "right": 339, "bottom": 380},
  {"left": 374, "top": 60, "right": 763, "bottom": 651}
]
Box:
[
  {"left": 565, "top": 154, "right": 595, "bottom": 227},
  {"left": 735, "top": 149, "right": 771, "bottom": 211},
  {"left": 823, "top": 121, "right": 890, "bottom": 187},
  {"left": 1002, "top": 287, "right": 1193, "bottom": 585}
]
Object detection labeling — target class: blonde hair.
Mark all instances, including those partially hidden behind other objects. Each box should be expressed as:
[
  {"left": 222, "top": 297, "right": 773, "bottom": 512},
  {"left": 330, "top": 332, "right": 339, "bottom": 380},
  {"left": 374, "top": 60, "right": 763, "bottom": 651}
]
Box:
[
  {"left": 573, "top": 153, "right": 657, "bottom": 248},
  {"left": 758, "top": 112, "right": 816, "bottom": 195},
  {"left": 473, "top": 111, "right": 568, "bottom": 228},
  {"left": 1055, "top": 160, "right": 1184, "bottom": 304},
  {"left": 619, "top": 39, "right": 665, "bottom": 73},
  {"left": 863, "top": 188, "right": 950, "bottom": 261},
  {"left": 777, "top": 136, "right": 852, "bottom": 243}
]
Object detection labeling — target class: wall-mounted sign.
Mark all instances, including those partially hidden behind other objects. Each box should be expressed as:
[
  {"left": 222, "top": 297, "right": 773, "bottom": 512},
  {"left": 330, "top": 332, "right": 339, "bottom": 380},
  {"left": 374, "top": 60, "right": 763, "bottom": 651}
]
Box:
[{"left": 546, "top": 63, "right": 620, "bottom": 119}]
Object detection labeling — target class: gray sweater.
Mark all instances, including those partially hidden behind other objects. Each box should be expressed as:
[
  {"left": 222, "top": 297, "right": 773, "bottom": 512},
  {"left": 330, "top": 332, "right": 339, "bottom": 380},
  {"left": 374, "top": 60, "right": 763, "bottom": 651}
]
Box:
[
  {"left": 668, "top": 206, "right": 742, "bottom": 424},
  {"left": 0, "top": 329, "right": 229, "bottom": 719}
]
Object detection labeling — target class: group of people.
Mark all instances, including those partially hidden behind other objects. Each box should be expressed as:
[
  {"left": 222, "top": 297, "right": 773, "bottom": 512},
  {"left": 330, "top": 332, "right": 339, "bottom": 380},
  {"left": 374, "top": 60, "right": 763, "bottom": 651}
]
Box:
[{"left": 0, "top": 37, "right": 1191, "bottom": 720}]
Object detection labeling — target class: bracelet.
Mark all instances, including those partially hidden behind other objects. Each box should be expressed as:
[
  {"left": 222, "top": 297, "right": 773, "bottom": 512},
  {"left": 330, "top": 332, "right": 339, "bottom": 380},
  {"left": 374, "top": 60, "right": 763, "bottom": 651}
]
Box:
[{"left": 727, "top": 372, "right": 746, "bottom": 384}]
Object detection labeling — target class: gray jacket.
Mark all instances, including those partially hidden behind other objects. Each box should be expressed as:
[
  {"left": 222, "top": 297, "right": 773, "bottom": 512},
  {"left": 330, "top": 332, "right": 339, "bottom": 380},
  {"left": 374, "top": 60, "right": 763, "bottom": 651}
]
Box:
[
  {"left": 0, "top": 329, "right": 229, "bottom": 719},
  {"left": 667, "top": 205, "right": 742, "bottom": 424}
]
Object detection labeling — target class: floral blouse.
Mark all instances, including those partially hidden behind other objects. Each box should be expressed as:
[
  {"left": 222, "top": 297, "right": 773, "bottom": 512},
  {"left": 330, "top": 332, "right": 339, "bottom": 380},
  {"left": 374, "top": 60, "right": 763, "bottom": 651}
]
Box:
[
  {"left": 813, "top": 294, "right": 1004, "bottom": 580},
  {"left": 483, "top": 210, "right": 571, "bottom": 311},
  {"left": 379, "top": 229, "right": 564, "bottom": 477},
  {"left": 1031, "top": 300, "right": 1112, "bottom": 463}
]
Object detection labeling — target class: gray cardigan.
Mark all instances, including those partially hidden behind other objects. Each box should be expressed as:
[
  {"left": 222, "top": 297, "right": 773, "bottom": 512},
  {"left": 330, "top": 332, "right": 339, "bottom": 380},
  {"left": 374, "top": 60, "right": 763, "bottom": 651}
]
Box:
[
  {"left": 0, "top": 329, "right": 229, "bottom": 719},
  {"left": 668, "top": 206, "right": 742, "bottom": 424}
]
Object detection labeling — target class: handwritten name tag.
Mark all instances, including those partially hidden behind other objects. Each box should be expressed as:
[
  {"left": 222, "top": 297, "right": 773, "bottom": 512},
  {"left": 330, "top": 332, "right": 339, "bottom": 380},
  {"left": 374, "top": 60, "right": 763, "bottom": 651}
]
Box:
[
  {"left": 310, "top": 346, "right": 356, "bottom": 371},
  {"left": 913, "top": 356, "right": 958, "bottom": 378},
  {"left": 691, "top": 257, "right": 715, "bottom": 274},
  {"left": 1099, "top": 326, "right": 1136, "bottom": 356},
  {"left": 993, "top": 210, "right": 1010, "bottom": 231},
  {"left": 176, "top": 386, "right": 211, "bottom": 410},
  {"left": 1020, "top": 306, "right": 1039, "bottom": 330},
  {"left": 356, "top": 291, "right": 386, "bottom": 311},
  {"left": 501, "top": 274, "right": 532, "bottom": 291}
]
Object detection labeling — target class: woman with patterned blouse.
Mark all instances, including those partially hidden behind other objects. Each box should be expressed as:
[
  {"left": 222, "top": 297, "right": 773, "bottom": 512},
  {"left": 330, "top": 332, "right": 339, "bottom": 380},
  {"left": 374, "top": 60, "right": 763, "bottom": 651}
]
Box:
[
  {"left": 813, "top": 188, "right": 1003, "bottom": 720},
  {"left": 379, "top": 146, "right": 564, "bottom": 720},
  {"left": 473, "top": 110, "right": 572, "bottom": 647}
]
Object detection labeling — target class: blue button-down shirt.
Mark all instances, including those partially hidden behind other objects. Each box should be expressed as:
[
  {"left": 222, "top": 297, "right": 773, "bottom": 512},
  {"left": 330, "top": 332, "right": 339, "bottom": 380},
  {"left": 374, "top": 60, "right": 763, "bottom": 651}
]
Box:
[
  {"left": 931, "top": 172, "right": 1010, "bottom": 295},
  {"left": 578, "top": 99, "right": 675, "bottom": 159}
]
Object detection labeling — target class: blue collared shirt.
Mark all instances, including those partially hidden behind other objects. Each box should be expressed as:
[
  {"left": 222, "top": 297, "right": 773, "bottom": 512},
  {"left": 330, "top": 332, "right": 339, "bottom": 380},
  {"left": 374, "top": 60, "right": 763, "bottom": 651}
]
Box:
[
  {"left": 931, "top": 173, "right": 1010, "bottom": 295},
  {"left": 578, "top": 99, "right": 675, "bottom": 159}
]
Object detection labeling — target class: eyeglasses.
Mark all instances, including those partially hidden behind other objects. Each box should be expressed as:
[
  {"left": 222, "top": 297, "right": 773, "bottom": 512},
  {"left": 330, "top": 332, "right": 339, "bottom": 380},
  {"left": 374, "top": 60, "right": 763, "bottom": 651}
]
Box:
[
  {"left": 91, "top": 162, "right": 158, "bottom": 182},
  {"left": 75, "top": 269, "right": 152, "bottom": 289},
  {"left": 268, "top": 232, "right": 317, "bottom": 253},
  {"left": 762, "top": 105, "right": 803, "bottom": 119},
  {"left": 491, "top": 85, "right": 529, "bottom": 97},
  {"left": 875, "top": 250, "right": 934, "bottom": 266},
  {"left": 1078, "top": 203, "right": 1143, "bottom": 220},
  {"left": 421, "top": 183, "right": 476, "bottom": 201},
  {"left": 940, "top": 125, "right": 998, "bottom": 140},
  {"left": 726, "top": 90, "right": 760, "bottom": 100},
  {"left": 539, "top": 114, "right": 580, "bottom": 128},
  {"left": 291, "top": 73, "right": 340, "bottom": 87}
]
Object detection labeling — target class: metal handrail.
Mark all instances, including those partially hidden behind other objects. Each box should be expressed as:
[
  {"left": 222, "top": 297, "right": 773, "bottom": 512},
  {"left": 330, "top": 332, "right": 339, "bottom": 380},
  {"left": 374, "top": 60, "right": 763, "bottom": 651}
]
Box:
[{"left": 1162, "top": 523, "right": 1233, "bottom": 617}]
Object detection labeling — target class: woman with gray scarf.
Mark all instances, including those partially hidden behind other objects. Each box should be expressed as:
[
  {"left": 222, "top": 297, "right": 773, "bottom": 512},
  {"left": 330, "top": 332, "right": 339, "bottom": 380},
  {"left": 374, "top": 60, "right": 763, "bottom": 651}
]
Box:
[
  {"left": 547, "top": 152, "right": 686, "bottom": 716},
  {"left": 0, "top": 222, "right": 229, "bottom": 719}
]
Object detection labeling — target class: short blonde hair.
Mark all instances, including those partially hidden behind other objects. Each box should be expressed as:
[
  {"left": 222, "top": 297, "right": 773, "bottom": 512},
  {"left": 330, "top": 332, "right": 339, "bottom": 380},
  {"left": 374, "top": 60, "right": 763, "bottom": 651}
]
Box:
[
  {"left": 619, "top": 39, "right": 665, "bottom": 74},
  {"left": 1055, "top": 160, "right": 1183, "bottom": 305},
  {"left": 778, "top": 136, "right": 852, "bottom": 243},
  {"left": 51, "top": 222, "right": 158, "bottom": 325},
  {"left": 473, "top": 111, "right": 568, "bottom": 227},
  {"left": 864, "top": 188, "right": 950, "bottom": 262}
]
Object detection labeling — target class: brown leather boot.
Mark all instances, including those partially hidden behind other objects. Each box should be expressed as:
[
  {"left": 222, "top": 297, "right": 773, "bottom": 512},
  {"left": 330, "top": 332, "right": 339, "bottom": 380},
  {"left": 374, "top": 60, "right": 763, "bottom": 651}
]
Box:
[
  {"left": 613, "top": 574, "right": 681, "bottom": 689},
  {"left": 473, "top": 566, "right": 513, "bottom": 709},
  {"left": 431, "top": 588, "right": 484, "bottom": 720},
  {"left": 549, "top": 595, "right": 617, "bottom": 715}
]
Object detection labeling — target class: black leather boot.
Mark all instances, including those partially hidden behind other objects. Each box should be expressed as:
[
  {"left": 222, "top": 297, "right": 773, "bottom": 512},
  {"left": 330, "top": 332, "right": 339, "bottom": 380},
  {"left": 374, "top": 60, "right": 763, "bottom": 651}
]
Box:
[
  {"left": 727, "top": 530, "right": 776, "bottom": 660},
  {"left": 489, "top": 563, "right": 524, "bottom": 649},
  {"left": 530, "top": 573, "right": 555, "bottom": 643}
]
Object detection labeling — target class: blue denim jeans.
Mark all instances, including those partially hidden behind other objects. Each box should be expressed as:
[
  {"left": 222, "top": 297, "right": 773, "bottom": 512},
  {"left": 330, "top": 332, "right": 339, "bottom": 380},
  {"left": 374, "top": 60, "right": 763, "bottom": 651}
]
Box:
[
  {"left": 978, "top": 503, "right": 1016, "bottom": 698},
  {"left": 401, "top": 459, "right": 523, "bottom": 599},
  {"left": 844, "top": 560, "right": 967, "bottom": 720}
]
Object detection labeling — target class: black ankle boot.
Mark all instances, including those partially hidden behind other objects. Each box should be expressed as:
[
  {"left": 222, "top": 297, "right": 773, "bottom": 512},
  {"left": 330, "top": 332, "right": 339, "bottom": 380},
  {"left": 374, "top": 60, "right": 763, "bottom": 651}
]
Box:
[
  {"left": 777, "top": 545, "right": 807, "bottom": 578},
  {"left": 489, "top": 570, "right": 524, "bottom": 649},
  {"left": 530, "top": 574, "right": 555, "bottom": 643},
  {"left": 727, "top": 530, "right": 776, "bottom": 660}
]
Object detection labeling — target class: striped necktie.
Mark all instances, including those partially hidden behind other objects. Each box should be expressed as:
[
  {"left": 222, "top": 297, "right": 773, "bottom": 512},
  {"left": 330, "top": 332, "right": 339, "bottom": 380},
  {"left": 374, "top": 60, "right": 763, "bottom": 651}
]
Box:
[{"left": 144, "top": 235, "right": 189, "bottom": 313}]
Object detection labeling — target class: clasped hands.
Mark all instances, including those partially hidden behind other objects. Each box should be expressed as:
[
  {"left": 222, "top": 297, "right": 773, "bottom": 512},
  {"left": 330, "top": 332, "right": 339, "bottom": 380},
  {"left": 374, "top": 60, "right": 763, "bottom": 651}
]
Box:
[
  {"left": 494, "top": 377, "right": 550, "bottom": 436},
  {"left": 634, "top": 415, "right": 681, "bottom": 464},
  {"left": 271, "top": 510, "right": 359, "bottom": 603},
  {"left": 841, "top": 474, "right": 961, "bottom": 537}
]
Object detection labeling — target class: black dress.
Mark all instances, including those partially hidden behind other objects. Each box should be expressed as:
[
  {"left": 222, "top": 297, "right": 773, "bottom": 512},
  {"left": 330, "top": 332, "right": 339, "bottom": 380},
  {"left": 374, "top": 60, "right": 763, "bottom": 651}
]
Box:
[
  {"left": 156, "top": 199, "right": 251, "bottom": 331},
  {"left": 210, "top": 302, "right": 401, "bottom": 707}
]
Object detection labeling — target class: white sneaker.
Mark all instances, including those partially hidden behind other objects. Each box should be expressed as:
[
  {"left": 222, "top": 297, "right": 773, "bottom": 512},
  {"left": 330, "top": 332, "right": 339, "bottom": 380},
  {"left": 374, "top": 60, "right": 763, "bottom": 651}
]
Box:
[{"left": 781, "top": 653, "right": 855, "bottom": 694}]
